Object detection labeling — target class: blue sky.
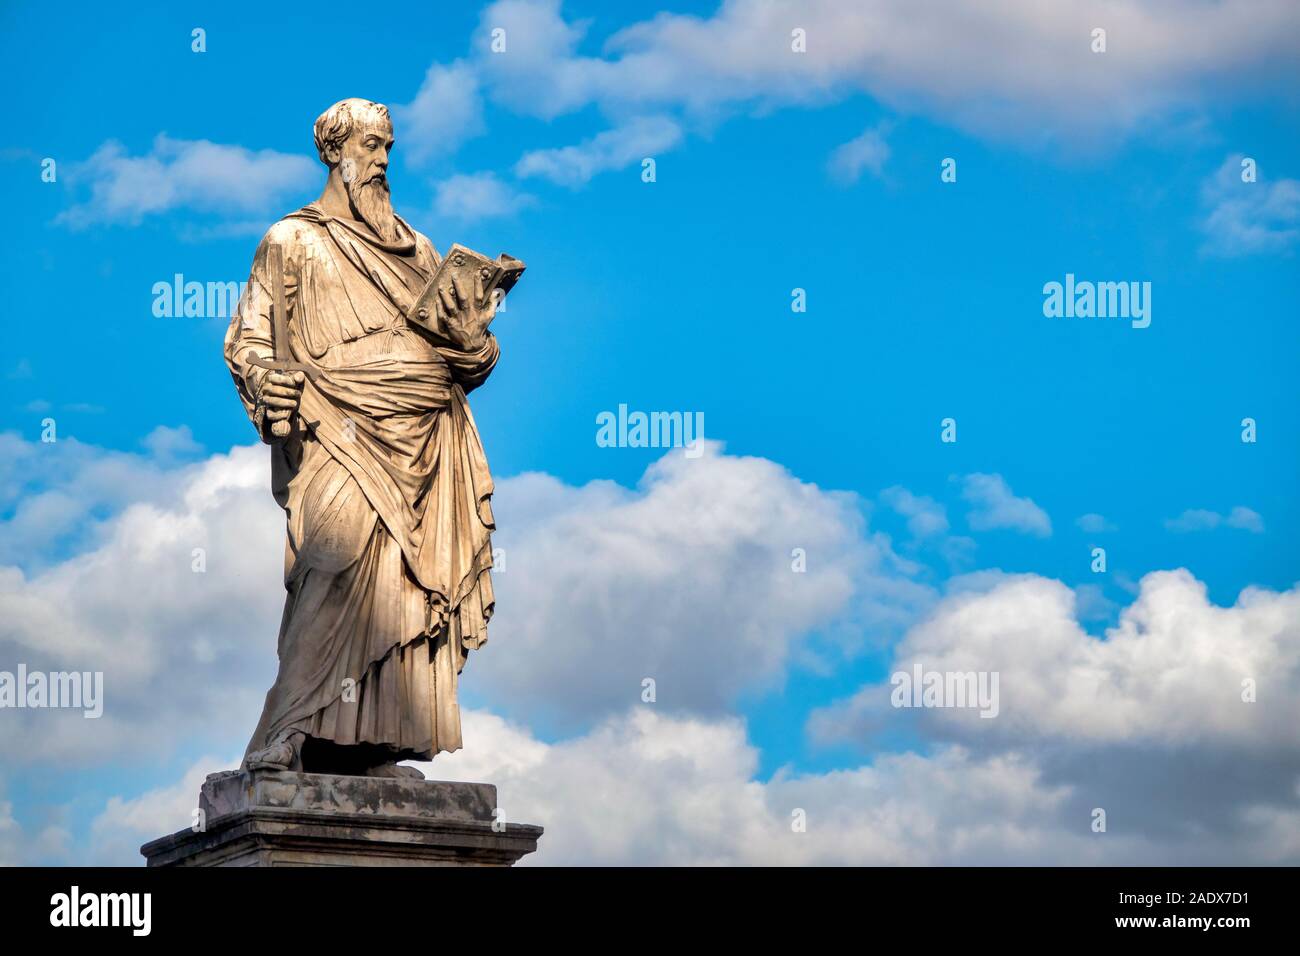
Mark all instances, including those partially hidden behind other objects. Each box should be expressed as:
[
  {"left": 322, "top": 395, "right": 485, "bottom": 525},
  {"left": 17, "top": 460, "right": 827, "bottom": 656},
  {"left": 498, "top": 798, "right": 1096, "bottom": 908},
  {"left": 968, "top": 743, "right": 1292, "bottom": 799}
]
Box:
[{"left": 2, "top": 0, "right": 1298, "bottom": 865}]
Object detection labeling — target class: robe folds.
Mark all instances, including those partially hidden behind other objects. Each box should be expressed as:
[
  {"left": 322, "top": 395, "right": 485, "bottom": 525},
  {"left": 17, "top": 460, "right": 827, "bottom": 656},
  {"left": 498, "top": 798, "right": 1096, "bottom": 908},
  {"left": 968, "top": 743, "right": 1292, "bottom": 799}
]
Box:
[{"left": 223, "top": 204, "right": 498, "bottom": 762}]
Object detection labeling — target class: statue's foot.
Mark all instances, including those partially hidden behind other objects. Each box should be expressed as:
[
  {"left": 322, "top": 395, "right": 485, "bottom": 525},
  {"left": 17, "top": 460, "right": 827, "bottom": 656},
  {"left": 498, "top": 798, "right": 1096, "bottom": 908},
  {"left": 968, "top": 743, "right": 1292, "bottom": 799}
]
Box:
[
  {"left": 244, "top": 738, "right": 299, "bottom": 772},
  {"left": 364, "top": 761, "right": 425, "bottom": 780}
]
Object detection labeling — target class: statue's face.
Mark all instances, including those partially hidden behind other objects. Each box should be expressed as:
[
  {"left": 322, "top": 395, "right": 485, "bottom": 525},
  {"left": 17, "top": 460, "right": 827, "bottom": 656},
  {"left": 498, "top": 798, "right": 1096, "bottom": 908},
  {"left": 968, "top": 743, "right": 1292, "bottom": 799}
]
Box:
[
  {"left": 338, "top": 115, "right": 398, "bottom": 242},
  {"left": 339, "top": 117, "right": 394, "bottom": 191}
]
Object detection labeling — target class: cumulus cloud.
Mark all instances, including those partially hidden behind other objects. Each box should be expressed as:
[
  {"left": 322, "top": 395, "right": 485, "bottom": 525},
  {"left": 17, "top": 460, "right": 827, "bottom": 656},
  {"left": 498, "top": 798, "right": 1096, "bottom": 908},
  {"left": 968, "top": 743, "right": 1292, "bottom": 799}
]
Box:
[
  {"left": 879, "top": 485, "right": 948, "bottom": 539},
  {"left": 1165, "top": 505, "right": 1264, "bottom": 533},
  {"left": 92, "top": 703, "right": 1298, "bottom": 866},
  {"left": 806, "top": 569, "right": 1300, "bottom": 862},
  {"left": 515, "top": 116, "right": 682, "bottom": 186},
  {"left": 423, "top": 709, "right": 1092, "bottom": 865},
  {"left": 139, "top": 424, "right": 204, "bottom": 462},
  {"left": 64, "top": 3, "right": 1300, "bottom": 228},
  {"left": 73, "top": 708, "right": 1102, "bottom": 866},
  {"left": 472, "top": 0, "right": 604, "bottom": 121},
  {"left": 393, "top": 61, "right": 487, "bottom": 166},
  {"left": 828, "top": 123, "right": 890, "bottom": 184},
  {"left": 813, "top": 569, "right": 1300, "bottom": 750},
  {"left": 1200, "top": 154, "right": 1300, "bottom": 257},
  {"left": 88, "top": 755, "right": 235, "bottom": 865},
  {"left": 960, "top": 473, "right": 1051, "bottom": 536},
  {"left": 0, "top": 440, "right": 283, "bottom": 764},
  {"left": 11, "top": 433, "right": 1298, "bottom": 866},
  {"left": 56, "top": 135, "right": 316, "bottom": 228},
  {"left": 421, "top": 700, "right": 1295, "bottom": 865},
  {"left": 472, "top": 0, "right": 1299, "bottom": 154},
  {"left": 0, "top": 429, "right": 203, "bottom": 569},
  {"left": 478, "top": 443, "right": 932, "bottom": 729},
  {"left": 434, "top": 172, "right": 536, "bottom": 220},
  {"left": 0, "top": 436, "right": 931, "bottom": 762}
]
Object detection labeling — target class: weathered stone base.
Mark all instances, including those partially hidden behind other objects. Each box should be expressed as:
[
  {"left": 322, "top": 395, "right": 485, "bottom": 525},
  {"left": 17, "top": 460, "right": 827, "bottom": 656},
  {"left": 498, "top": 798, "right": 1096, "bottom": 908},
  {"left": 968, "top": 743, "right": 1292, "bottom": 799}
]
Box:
[{"left": 140, "top": 769, "right": 542, "bottom": 867}]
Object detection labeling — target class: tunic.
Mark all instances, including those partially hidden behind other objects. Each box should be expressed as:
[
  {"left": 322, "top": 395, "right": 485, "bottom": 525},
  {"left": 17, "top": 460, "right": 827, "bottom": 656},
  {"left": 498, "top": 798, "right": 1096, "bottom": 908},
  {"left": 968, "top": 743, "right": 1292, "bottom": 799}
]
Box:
[{"left": 223, "top": 204, "right": 498, "bottom": 761}]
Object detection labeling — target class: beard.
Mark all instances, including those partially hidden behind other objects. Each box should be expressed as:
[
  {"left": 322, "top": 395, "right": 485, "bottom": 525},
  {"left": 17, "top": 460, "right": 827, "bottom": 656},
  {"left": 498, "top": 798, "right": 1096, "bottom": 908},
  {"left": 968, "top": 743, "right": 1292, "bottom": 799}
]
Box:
[{"left": 348, "top": 173, "right": 399, "bottom": 243}]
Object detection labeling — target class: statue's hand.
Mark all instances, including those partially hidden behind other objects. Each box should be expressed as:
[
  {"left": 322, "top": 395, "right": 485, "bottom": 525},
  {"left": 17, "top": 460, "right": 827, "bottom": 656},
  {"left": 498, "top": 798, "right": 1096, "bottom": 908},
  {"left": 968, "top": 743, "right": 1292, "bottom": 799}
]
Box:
[
  {"left": 438, "top": 273, "right": 495, "bottom": 351},
  {"left": 257, "top": 370, "right": 305, "bottom": 439}
]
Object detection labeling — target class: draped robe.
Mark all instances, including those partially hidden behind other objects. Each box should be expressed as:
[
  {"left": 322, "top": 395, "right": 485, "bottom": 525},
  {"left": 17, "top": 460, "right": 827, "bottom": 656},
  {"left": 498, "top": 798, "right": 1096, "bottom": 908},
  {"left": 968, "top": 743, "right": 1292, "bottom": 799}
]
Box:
[{"left": 223, "top": 205, "right": 498, "bottom": 763}]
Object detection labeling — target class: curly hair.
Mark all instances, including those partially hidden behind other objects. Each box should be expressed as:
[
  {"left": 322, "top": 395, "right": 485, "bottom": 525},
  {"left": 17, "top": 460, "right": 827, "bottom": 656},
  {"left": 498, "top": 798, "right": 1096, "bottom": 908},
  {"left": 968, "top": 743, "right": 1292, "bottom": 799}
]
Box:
[{"left": 312, "top": 98, "right": 391, "bottom": 165}]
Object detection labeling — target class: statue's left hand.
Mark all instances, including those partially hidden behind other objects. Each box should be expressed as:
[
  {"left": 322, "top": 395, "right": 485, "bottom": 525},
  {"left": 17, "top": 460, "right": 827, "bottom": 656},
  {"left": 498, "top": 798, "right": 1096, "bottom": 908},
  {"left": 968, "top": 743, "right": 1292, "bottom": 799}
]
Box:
[{"left": 438, "top": 273, "right": 495, "bottom": 351}]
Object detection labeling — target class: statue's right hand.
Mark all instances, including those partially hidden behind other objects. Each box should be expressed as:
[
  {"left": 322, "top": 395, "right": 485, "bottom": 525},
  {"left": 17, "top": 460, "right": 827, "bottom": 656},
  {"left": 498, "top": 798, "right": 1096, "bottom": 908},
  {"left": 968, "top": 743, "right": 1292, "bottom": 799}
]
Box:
[{"left": 259, "top": 370, "right": 305, "bottom": 428}]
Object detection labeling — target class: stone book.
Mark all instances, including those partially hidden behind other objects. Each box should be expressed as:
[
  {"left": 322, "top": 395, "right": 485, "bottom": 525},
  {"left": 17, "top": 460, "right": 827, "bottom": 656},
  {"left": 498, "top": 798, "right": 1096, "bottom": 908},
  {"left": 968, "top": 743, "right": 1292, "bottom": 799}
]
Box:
[{"left": 408, "top": 243, "right": 526, "bottom": 336}]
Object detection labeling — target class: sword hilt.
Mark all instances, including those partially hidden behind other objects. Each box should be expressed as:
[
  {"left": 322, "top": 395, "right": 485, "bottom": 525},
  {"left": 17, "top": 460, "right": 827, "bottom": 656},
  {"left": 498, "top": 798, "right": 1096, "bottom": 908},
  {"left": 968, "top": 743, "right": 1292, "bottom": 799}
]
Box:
[
  {"left": 250, "top": 242, "right": 317, "bottom": 438},
  {"left": 247, "top": 359, "right": 317, "bottom": 438}
]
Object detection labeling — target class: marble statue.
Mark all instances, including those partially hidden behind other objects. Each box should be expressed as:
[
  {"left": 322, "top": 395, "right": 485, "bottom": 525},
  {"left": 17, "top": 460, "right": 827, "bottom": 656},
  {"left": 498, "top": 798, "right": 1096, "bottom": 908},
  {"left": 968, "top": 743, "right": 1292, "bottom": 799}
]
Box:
[{"left": 222, "top": 98, "right": 514, "bottom": 779}]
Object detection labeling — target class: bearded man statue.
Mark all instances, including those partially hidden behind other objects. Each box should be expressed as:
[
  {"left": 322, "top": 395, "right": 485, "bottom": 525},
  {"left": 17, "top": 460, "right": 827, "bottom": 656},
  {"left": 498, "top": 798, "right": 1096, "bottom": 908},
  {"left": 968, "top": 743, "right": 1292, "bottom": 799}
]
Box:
[{"left": 223, "top": 98, "right": 501, "bottom": 778}]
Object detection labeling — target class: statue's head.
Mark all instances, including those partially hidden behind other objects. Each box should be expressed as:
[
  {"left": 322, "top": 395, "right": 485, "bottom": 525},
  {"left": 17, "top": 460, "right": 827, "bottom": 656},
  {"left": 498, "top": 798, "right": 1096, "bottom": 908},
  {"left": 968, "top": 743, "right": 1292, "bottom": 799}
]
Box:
[{"left": 313, "top": 98, "right": 398, "bottom": 242}]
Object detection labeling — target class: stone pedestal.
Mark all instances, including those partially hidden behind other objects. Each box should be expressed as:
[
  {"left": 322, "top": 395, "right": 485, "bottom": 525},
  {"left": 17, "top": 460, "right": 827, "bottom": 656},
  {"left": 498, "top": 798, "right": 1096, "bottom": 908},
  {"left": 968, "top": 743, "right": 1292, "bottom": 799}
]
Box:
[{"left": 140, "top": 769, "right": 543, "bottom": 867}]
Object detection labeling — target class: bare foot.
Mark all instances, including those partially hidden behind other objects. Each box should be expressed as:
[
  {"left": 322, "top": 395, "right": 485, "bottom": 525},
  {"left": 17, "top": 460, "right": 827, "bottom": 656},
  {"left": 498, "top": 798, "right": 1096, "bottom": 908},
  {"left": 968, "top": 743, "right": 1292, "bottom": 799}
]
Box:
[{"left": 244, "top": 732, "right": 304, "bottom": 771}]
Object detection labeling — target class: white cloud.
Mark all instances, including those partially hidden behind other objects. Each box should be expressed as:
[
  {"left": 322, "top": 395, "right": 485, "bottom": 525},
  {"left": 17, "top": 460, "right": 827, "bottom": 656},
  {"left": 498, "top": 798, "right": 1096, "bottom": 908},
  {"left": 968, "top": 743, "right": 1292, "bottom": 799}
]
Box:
[
  {"left": 80, "top": 698, "right": 1300, "bottom": 865},
  {"left": 1072, "top": 581, "right": 1118, "bottom": 621},
  {"left": 0, "top": 430, "right": 199, "bottom": 568},
  {"left": 0, "top": 436, "right": 931, "bottom": 761},
  {"left": 426, "top": 709, "right": 1085, "bottom": 865},
  {"left": 58, "top": 2, "right": 1300, "bottom": 231},
  {"left": 80, "top": 708, "right": 1108, "bottom": 866},
  {"left": 812, "top": 569, "right": 1300, "bottom": 749},
  {"left": 13, "top": 433, "right": 1299, "bottom": 865},
  {"left": 478, "top": 442, "right": 932, "bottom": 729},
  {"left": 879, "top": 485, "right": 948, "bottom": 539},
  {"left": 88, "top": 755, "right": 234, "bottom": 865},
  {"left": 960, "top": 473, "right": 1051, "bottom": 537},
  {"left": 57, "top": 135, "right": 316, "bottom": 228},
  {"left": 393, "top": 61, "right": 487, "bottom": 166},
  {"left": 474, "top": 0, "right": 1300, "bottom": 151},
  {"left": 140, "top": 424, "right": 203, "bottom": 461},
  {"left": 470, "top": 0, "right": 604, "bottom": 120},
  {"left": 1228, "top": 506, "right": 1266, "bottom": 533},
  {"left": 514, "top": 115, "right": 682, "bottom": 187},
  {"left": 1076, "top": 512, "right": 1116, "bottom": 533},
  {"left": 0, "top": 440, "right": 283, "bottom": 764},
  {"left": 434, "top": 172, "right": 536, "bottom": 220},
  {"left": 421, "top": 700, "right": 1297, "bottom": 865},
  {"left": 1166, "top": 505, "right": 1264, "bottom": 533},
  {"left": 828, "top": 123, "right": 890, "bottom": 184},
  {"left": 804, "top": 568, "right": 1300, "bottom": 862},
  {"left": 1201, "top": 154, "right": 1300, "bottom": 257}
]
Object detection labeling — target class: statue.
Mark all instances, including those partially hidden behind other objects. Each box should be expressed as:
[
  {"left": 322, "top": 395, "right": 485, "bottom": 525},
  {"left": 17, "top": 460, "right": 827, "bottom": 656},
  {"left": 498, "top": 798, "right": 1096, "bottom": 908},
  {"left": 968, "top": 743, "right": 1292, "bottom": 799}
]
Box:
[{"left": 222, "top": 98, "right": 513, "bottom": 780}]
